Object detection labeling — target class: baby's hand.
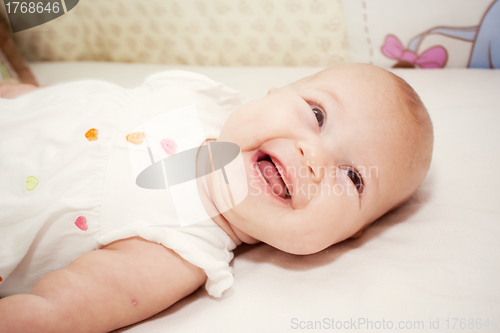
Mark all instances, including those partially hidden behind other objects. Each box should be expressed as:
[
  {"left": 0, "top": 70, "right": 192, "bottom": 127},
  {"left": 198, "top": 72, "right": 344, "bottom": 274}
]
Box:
[{"left": 0, "top": 83, "right": 43, "bottom": 99}]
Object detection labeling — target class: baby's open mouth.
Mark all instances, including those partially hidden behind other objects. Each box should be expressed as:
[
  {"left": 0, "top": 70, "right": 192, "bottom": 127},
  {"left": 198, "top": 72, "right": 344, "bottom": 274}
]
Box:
[{"left": 256, "top": 154, "right": 291, "bottom": 199}]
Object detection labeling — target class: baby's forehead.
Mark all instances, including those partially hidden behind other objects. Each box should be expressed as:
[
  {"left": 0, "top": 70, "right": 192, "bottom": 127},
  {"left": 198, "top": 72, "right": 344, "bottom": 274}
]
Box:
[
  {"left": 289, "top": 66, "right": 397, "bottom": 105},
  {"left": 310, "top": 64, "right": 396, "bottom": 86}
]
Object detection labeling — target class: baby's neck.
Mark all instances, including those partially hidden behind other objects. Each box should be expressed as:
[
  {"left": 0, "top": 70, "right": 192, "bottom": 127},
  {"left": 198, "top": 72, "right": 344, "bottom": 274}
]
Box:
[{"left": 197, "top": 175, "right": 244, "bottom": 245}]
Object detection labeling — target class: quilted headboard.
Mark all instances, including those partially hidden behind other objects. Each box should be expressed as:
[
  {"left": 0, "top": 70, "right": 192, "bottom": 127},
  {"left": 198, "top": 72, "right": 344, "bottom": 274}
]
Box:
[{"left": 0, "top": 0, "right": 349, "bottom": 66}]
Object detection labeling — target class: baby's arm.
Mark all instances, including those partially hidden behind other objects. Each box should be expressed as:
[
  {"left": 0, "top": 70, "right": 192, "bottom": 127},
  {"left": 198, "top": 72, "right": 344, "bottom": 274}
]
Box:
[
  {"left": 0, "top": 82, "right": 43, "bottom": 98},
  {"left": 0, "top": 236, "right": 207, "bottom": 333}
]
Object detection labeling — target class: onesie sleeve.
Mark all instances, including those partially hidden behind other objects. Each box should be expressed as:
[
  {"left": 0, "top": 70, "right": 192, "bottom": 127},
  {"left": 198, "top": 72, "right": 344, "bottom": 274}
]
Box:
[{"left": 95, "top": 220, "right": 236, "bottom": 298}]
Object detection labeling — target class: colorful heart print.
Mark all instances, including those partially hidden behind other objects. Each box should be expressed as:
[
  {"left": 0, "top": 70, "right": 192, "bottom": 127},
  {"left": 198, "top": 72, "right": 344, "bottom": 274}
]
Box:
[
  {"left": 26, "top": 176, "right": 38, "bottom": 191},
  {"left": 161, "top": 139, "right": 177, "bottom": 155},
  {"left": 126, "top": 132, "right": 145, "bottom": 145},
  {"left": 75, "top": 216, "right": 88, "bottom": 231},
  {"left": 85, "top": 128, "right": 98, "bottom": 141}
]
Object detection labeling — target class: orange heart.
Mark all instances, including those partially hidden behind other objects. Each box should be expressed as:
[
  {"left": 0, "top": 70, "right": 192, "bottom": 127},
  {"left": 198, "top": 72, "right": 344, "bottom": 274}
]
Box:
[
  {"left": 85, "top": 128, "right": 98, "bottom": 141},
  {"left": 126, "top": 132, "right": 145, "bottom": 145},
  {"left": 0, "top": 276, "right": 3, "bottom": 282}
]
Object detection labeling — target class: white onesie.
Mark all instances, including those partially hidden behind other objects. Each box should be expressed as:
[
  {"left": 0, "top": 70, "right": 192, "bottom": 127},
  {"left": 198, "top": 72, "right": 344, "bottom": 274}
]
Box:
[{"left": 0, "top": 71, "right": 242, "bottom": 298}]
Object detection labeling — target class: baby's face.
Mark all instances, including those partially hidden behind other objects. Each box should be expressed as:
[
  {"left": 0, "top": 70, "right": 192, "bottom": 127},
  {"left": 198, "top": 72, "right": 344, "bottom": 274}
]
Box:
[{"left": 215, "top": 64, "right": 422, "bottom": 255}]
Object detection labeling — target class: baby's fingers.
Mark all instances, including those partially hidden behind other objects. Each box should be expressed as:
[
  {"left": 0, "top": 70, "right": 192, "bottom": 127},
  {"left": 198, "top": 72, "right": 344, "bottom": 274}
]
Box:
[{"left": 0, "top": 83, "right": 42, "bottom": 99}]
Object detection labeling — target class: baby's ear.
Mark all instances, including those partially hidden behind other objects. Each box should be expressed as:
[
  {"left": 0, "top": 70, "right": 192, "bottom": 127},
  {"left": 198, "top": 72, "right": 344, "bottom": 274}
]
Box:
[
  {"left": 350, "top": 229, "right": 364, "bottom": 239},
  {"left": 267, "top": 87, "right": 278, "bottom": 95}
]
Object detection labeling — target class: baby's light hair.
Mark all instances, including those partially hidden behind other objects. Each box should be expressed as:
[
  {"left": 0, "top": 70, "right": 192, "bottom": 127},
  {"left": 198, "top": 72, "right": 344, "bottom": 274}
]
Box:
[
  {"left": 385, "top": 71, "right": 434, "bottom": 211},
  {"left": 390, "top": 72, "right": 432, "bottom": 127}
]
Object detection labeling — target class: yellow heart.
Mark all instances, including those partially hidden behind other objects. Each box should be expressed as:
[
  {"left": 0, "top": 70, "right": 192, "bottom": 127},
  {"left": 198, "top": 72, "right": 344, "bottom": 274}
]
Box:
[{"left": 26, "top": 176, "right": 38, "bottom": 191}]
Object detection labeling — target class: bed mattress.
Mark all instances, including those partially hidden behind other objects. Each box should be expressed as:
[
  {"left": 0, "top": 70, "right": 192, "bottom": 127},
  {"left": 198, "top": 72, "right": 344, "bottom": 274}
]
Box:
[{"left": 28, "top": 62, "right": 500, "bottom": 333}]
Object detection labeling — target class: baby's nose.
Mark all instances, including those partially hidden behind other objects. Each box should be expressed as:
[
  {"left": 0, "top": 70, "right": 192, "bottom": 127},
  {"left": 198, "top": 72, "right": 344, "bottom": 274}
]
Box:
[{"left": 296, "top": 141, "right": 326, "bottom": 183}]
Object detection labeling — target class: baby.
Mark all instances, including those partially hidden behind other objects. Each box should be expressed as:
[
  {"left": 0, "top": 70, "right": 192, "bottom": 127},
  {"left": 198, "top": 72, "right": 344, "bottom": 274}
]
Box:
[{"left": 0, "top": 63, "right": 433, "bottom": 332}]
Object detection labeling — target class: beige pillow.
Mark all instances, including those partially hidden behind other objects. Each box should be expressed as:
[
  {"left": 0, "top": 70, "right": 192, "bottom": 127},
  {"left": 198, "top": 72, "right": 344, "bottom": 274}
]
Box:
[{"left": 5, "top": 0, "right": 348, "bottom": 67}]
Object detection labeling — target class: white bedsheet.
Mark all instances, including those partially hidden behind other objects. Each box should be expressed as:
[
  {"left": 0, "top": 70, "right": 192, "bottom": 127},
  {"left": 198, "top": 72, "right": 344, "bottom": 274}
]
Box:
[{"left": 29, "top": 63, "right": 500, "bottom": 333}]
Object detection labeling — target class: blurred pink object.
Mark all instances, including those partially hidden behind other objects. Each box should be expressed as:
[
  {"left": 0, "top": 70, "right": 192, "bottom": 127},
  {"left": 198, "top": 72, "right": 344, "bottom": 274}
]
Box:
[{"left": 382, "top": 35, "right": 447, "bottom": 68}]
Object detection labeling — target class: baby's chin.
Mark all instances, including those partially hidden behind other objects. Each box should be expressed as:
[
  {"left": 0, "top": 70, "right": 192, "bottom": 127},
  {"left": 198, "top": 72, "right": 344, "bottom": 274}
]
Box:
[{"left": 276, "top": 240, "right": 330, "bottom": 256}]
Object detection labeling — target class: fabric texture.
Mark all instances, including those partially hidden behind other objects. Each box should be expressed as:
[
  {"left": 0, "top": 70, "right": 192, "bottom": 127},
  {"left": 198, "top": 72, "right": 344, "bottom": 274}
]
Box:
[
  {"left": 342, "top": 0, "right": 500, "bottom": 68},
  {"left": 0, "top": 70, "right": 240, "bottom": 298},
  {"left": 2, "top": 0, "right": 348, "bottom": 66}
]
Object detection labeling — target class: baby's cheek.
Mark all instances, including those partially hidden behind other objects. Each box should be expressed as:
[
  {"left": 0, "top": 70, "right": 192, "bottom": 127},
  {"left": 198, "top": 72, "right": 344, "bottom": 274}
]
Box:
[
  {"left": 221, "top": 119, "right": 261, "bottom": 152},
  {"left": 313, "top": 184, "right": 358, "bottom": 225},
  {"left": 226, "top": 101, "right": 275, "bottom": 144}
]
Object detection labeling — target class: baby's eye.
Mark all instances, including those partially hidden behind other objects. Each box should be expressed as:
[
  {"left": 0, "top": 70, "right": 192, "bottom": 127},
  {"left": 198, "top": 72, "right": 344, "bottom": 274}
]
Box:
[
  {"left": 311, "top": 105, "right": 326, "bottom": 129},
  {"left": 342, "top": 168, "right": 364, "bottom": 195}
]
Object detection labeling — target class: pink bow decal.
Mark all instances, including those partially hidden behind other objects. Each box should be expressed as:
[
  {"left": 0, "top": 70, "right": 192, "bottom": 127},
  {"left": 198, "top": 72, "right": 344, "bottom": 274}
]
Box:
[{"left": 382, "top": 35, "right": 447, "bottom": 68}]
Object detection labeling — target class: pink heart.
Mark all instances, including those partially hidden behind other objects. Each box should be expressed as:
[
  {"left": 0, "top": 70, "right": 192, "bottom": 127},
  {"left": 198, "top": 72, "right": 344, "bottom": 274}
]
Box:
[
  {"left": 160, "top": 139, "right": 177, "bottom": 155},
  {"left": 75, "top": 216, "right": 88, "bottom": 231}
]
